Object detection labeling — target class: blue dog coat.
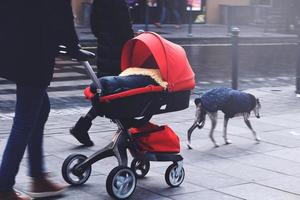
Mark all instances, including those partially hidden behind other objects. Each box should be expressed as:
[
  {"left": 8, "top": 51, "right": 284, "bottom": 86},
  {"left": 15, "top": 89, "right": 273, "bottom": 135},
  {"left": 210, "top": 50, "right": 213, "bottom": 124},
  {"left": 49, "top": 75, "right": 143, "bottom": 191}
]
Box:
[{"left": 198, "top": 88, "right": 256, "bottom": 118}]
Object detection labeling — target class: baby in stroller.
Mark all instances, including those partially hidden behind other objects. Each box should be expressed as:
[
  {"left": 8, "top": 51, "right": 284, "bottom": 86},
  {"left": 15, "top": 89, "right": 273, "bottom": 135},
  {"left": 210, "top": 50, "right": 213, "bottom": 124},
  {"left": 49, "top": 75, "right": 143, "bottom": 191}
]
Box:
[
  {"left": 62, "top": 32, "right": 195, "bottom": 199},
  {"left": 90, "top": 66, "right": 167, "bottom": 96}
]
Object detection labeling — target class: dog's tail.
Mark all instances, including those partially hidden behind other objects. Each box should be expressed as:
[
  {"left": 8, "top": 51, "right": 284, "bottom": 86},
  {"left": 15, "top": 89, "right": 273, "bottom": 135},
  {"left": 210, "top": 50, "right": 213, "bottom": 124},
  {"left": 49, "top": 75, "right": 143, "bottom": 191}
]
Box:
[
  {"left": 196, "top": 99, "right": 206, "bottom": 129},
  {"left": 197, "top": 110, "right": 206, "bottom": 129},
  {"left": 187, "top": 100, "right": 206, "bottom": 149}
]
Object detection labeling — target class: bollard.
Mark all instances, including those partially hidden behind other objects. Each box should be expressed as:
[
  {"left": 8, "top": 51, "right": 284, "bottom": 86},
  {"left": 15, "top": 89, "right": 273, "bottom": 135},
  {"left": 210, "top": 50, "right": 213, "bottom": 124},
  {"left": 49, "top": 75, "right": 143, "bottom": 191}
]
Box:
[
  {"left": 231, "top": 27, "right": 240, "bottom": 90},
  {"left": 227, "top": 6, "right": 233, "bottom": 34},
  {"left": 296, "top": 21, "right": 300, "bottom": 94},
  {"left": 187, "top": 5, "right": 193, "bottom": 37},
  {"left": 145, "top": 3, "right": 150, "bottom": 31}
]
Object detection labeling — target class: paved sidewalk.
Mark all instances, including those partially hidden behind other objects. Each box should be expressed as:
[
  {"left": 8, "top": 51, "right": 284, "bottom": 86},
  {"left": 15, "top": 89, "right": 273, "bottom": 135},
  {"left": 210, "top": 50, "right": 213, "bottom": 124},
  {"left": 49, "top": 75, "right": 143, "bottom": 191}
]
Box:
[{"left": 1, "top": 85, "right": 300, "bottom": 199}]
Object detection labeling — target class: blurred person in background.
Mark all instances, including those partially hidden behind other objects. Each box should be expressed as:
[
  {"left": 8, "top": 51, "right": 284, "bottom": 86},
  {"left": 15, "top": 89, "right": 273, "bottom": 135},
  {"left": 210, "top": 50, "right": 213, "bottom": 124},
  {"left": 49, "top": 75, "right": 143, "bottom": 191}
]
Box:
[{"left": 155, "top": 0, "right": 182, "bottom": 28}]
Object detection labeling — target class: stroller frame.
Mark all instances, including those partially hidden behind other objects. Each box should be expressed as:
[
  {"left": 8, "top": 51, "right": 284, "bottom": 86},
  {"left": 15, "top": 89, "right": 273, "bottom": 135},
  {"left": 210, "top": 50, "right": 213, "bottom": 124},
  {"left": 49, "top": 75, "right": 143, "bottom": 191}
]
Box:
[
  {"left": 62, "top": 61, "right": 185, "bottom": 200},
  {"left": 70, "top": 119, "right": 183, "bottom": 173}
]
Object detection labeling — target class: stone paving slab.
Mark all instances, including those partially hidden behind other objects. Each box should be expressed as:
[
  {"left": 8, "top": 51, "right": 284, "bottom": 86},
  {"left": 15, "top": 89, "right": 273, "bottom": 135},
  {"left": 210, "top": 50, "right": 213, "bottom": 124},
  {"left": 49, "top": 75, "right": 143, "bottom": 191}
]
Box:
[
  {"left": 217, "top": 183, "right": 300, "bottom": 200},
  {"left": 230, "top": 154, "right": 300, "bottom": 176},
  {"left": 257, "top": 175, "right": 300, "bottom": 196},
  {"left": 171, "top": 190, "right": 243, "bottom": 200}
]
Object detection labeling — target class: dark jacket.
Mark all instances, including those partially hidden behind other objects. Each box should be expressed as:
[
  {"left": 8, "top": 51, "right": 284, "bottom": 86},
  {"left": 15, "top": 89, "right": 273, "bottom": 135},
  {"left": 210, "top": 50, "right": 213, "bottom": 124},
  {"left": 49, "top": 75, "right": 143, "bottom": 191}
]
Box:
[
  {"left": 0, "top": 0, "right": 79, "bottom": 86},
  {"left": 91, "top": 0, "right": 134, "bottom": 77},
  {"left": 199, "top": 88, "right": 256, "bottom": 118}
]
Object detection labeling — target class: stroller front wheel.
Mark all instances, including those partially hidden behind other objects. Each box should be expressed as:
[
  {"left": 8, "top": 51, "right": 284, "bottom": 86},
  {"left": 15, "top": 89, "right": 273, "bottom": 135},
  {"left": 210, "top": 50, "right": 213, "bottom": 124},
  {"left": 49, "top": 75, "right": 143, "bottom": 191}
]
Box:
[
  {"left": 106, "top": 166, "right": 137, "bottom": 200},
  {"left": 131, "top": 158, "right": 150, "bottom": 178},
  {"left": 165, "top": 163, "right": 185, "bottom": 187},
  {"left": 62, "top": 154, "right": 92, "bottom": 186}
]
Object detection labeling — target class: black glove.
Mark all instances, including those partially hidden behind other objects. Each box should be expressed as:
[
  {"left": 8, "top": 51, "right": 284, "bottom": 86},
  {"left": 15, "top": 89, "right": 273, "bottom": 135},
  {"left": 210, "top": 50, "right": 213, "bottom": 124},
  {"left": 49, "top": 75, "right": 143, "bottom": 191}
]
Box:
[
  {"left": 69, "top": 48, "right": 95, "bottom": 61},
  {"left": 58, "top": 45, "right": 95, "bottom": 61}
]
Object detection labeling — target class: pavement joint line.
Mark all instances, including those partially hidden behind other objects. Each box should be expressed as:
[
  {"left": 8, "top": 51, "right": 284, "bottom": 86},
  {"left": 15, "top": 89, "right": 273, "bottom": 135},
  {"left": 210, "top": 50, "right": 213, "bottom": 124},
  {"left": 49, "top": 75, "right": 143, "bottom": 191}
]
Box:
[
  {"left": 260, "top": 151, "right": 300, "bottom": 165},
  {"left": 229, "top": 157, "right": 300, "bottom": 177},
  {"left": 210, "top": 188, "right": 247, "bottom": 200},
  {"left": 226, "top": 133, "right": 300, "bottom": 149},
  {"left": 167, "top": 189, "right": 217, "bottom": 198},
  {"left": 255, "top": 182, "right": 300, "bottom": 196}
]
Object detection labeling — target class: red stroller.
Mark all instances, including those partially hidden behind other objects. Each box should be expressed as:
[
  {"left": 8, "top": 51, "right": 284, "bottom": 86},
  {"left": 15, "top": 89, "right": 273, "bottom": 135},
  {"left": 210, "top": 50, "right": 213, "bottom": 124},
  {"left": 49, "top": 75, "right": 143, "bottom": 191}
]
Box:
[{"left": 61, "top": 32, "right": 195, "bottom": 199}]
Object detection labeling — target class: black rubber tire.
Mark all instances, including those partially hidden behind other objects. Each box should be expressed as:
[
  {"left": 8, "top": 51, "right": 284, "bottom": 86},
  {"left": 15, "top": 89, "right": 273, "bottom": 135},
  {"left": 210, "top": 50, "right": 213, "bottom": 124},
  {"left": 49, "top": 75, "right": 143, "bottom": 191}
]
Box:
[
  {"left": 62, "top": 153, "right": 91, "bottom": 186},
  {"left": 131, "top": 159, "right": 150, "bottom": 178},
  {"left": 165, "top": 163, "right": 185, "bottom": 187},
  {"left": 106, "top": 166, "right": 137, "bottom": 200}
]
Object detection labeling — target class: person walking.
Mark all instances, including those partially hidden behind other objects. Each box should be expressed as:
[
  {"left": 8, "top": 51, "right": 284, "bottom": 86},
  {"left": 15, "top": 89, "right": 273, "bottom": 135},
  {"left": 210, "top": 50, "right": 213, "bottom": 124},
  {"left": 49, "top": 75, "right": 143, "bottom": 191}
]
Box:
[
  {"left": 0, "top": 1, "right": 93, "bottom": 199},
  {"left": 155, "top": 0, "right": 182, "bottom": 28},
  {"left": 69, "top": 0, "right": 134, "bottom": 146}
]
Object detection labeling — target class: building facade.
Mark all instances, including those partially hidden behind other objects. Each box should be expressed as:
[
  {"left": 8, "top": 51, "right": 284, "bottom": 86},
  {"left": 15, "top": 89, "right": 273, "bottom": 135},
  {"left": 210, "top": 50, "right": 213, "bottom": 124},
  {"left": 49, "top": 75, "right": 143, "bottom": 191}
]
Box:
[{"left": 72, "top": 0, "right": 300, "bottom": 33}]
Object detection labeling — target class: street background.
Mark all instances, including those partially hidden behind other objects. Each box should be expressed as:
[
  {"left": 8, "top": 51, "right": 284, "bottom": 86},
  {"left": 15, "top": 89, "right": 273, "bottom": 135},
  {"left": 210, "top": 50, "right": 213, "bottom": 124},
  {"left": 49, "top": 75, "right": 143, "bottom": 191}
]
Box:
[{"left": 1, "top": 24, "right": 300, "bottom": 199}]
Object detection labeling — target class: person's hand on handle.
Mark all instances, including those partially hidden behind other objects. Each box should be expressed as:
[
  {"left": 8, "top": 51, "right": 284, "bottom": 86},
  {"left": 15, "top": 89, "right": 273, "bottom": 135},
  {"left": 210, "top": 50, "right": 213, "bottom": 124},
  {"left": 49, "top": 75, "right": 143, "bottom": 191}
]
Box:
[
  {"left": 58, "top": 45, "right": 95, "bottom": 61},
  {"left": 70, "top": 48, "right": 95, "bottom": 61}
]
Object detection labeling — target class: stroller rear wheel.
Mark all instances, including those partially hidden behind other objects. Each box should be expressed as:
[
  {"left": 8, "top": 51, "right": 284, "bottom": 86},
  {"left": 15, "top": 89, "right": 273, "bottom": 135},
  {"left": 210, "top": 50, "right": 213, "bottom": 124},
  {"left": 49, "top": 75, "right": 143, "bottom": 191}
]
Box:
[
  {"left": 106, "top": 166, "right": 137, "bottom": 200},
  {"left": 165, "top": 163, "right": 185, "bottom": 187},
  {"left": 131, "top": 158, "right": 150, "bottom": 178},
  {"left": 62, "top": 154, "right": 91, "bottom": 186}
]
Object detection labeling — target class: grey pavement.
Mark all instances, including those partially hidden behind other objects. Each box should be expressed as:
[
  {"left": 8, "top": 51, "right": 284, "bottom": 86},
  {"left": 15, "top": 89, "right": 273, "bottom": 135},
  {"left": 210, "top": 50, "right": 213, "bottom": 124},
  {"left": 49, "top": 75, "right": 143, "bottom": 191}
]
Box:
[{"left": 1, "top": 85, "right": 300, "bottom": 199}]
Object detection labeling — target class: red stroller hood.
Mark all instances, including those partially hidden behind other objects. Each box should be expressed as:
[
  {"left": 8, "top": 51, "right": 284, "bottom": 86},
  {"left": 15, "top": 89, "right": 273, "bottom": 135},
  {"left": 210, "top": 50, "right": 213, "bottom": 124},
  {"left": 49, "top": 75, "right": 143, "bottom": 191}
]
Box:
[{"left": 121, "top": 32, "right": 195, "bottom": 92}]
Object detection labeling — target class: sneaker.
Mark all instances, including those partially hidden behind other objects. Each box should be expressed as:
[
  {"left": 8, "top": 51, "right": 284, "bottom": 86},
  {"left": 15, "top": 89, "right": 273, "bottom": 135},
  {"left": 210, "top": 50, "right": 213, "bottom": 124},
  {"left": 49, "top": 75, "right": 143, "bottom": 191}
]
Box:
[
  {"left": 27, "top": 175, "right": 66, "bottom": 198},
  {"left": 0, "top": 190, "right": 30, "bottom": 200},
  {"left": 70, "top": 116, "right": 94, "bottom": 146}
]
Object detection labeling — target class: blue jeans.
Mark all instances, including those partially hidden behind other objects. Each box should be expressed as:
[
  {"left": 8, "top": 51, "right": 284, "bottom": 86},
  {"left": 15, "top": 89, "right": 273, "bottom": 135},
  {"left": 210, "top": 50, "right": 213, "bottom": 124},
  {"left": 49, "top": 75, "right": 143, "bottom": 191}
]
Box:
[
  {"left": 159, "top": 0, "right": 181, "bottom": 24},
  {"left": 0, "top": 84, "right": 50, "bottom": 192}
]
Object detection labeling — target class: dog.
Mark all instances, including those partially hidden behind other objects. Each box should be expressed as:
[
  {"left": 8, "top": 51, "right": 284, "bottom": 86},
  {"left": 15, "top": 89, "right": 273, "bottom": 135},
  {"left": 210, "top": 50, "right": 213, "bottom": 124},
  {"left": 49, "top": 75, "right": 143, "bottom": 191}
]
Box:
[{"left": 187, "top": 87, "right": 261, "bottom": 148}]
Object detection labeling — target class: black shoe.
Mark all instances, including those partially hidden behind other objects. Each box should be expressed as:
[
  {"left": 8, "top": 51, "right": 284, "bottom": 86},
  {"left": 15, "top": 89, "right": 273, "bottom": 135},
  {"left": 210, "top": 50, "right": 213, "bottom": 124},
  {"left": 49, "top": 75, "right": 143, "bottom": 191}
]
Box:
[{"left": 70, "top": 116, "right": 94, "bottom": 147}]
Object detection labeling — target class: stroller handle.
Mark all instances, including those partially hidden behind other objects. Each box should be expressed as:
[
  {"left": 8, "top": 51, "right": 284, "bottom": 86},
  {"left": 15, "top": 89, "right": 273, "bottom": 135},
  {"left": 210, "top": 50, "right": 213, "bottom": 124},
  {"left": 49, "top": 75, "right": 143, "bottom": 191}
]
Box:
[{"left": 80, "top": 61, "right": 102, "bottom": 94}]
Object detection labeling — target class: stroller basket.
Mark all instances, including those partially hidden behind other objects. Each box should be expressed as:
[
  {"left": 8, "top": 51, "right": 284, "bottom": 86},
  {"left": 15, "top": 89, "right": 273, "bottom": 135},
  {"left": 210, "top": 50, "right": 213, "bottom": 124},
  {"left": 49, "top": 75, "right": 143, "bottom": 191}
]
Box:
[{"left": 130, "top": 122, "right": 180, "bottom": 153}]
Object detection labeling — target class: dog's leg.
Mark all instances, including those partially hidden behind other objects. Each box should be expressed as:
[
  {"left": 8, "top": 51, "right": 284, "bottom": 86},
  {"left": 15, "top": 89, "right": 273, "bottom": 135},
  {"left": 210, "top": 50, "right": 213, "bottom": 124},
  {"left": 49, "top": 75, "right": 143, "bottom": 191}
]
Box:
[
  {"left": 187, "top": 121, "right": 199, "bottom": 149},
  {"left": 187, "top": 105, "right": 204, "bottom": 149},
  {"left": 223, "top": 116, "right": 232, "bottom": 145},
  {"left": 244, "top": 114, "right": 260, "bottom": 142},
  {"left": 208, "top": 112, "right": 219, "bottom": 147}
]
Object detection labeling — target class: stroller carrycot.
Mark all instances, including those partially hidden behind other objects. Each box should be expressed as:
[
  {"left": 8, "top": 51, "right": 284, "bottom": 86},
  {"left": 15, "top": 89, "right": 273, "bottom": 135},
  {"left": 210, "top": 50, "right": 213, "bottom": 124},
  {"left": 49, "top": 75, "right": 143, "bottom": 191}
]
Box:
[{"left": 84, "top": 32, "right": 195, "bottom": 120}]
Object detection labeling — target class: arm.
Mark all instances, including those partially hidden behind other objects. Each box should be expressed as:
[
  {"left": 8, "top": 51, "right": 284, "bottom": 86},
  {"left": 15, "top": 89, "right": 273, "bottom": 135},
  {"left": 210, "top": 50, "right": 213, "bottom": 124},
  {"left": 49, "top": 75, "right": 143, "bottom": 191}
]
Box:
[{"left": 48, "top": 0, "right": 93, "bottom": 60}]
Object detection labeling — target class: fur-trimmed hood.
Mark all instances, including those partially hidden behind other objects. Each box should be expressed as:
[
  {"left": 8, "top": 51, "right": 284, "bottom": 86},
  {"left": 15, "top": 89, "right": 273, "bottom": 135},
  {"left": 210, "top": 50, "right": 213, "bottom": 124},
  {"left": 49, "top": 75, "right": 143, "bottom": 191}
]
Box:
[{"left": 119, "top": 67, "right": 168, "bottom": 89}]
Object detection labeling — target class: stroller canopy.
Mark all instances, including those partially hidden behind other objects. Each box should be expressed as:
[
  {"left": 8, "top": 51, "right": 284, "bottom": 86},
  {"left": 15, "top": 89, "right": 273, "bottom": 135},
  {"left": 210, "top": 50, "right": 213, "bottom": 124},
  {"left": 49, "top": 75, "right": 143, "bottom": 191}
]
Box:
[{"left": 121, "top": 32, "right": 195, "bottom": 92}]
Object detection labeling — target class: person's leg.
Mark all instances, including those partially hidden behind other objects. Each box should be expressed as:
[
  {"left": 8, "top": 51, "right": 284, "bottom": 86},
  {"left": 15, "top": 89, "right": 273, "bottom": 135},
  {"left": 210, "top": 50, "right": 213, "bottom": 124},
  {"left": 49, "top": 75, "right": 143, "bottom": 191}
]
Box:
[
  {"left": 159, "top": 0, "right": 167, "bottom": 24},
  {"left": 172, "top": 0, "right": 181, "bottom": 26},
  {"left": 0, "top": 84, "right": 47, "bottom": 192},
  {"left": 25, "top": 91, "right": 65, "bottom": 198},
  {"left": 70, "top": 107, "right": 95, "bottom": 146},
  {"left": 27, "top": 92, "right": 50, "bottom": 178}
]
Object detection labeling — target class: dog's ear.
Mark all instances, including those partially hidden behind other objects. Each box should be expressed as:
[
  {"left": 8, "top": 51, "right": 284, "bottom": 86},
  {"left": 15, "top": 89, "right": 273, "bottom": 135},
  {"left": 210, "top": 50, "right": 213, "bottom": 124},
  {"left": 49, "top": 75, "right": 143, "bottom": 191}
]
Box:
[{"left": 194, "top": 98, "right": 201, "bottom": 106}]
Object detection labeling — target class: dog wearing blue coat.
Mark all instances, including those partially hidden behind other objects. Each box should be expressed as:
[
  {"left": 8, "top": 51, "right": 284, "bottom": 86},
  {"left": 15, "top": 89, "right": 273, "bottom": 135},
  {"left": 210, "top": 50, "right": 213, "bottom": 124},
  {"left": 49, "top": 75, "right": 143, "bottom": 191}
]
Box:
[{"left": 187, "top": 87, "right": 261, "bottom": 148}]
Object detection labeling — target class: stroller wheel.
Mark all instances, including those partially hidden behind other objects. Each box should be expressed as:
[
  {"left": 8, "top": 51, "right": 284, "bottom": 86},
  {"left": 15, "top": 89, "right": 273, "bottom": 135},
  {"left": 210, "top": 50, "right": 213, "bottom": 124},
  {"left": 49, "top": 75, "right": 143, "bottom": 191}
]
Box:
[
  {"left": 106, "top": 166, "right": 137, "bottom": 200},
  {"left": 62, "top": 154, "right": 91, "bottom": 186},
  {"left": 131, "top": 158, "right": 150, "bottom": 178},
  {"left": 165, "top": 163, "right": 185, "bottom": 187}
]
